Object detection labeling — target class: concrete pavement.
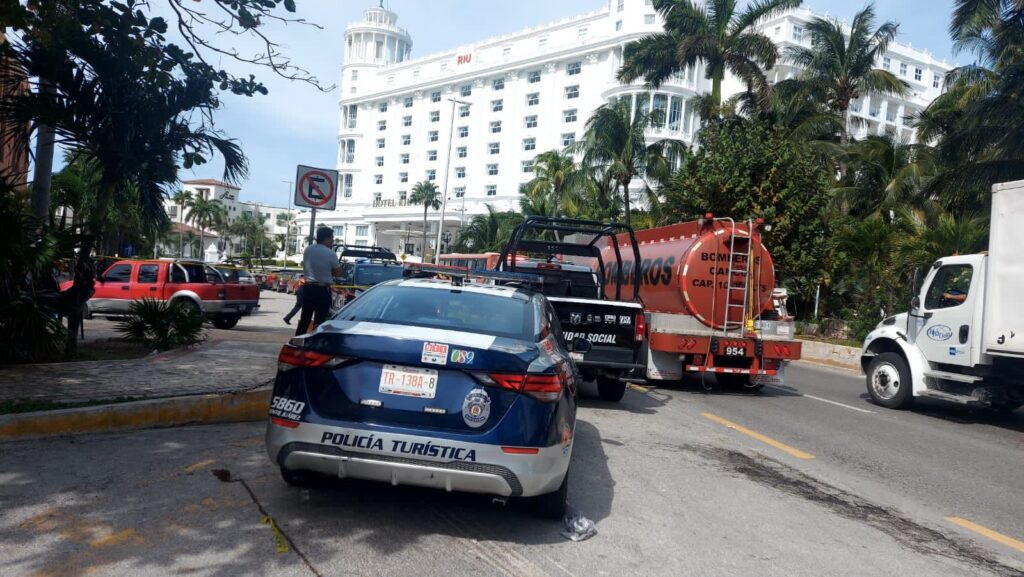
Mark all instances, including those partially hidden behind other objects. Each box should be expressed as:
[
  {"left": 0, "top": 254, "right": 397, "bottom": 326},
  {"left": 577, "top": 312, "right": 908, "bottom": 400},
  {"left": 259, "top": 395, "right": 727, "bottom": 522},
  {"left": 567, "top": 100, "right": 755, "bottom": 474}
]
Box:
[{"left": 1, "top": 365, "right": 1021, "bottom": 577}]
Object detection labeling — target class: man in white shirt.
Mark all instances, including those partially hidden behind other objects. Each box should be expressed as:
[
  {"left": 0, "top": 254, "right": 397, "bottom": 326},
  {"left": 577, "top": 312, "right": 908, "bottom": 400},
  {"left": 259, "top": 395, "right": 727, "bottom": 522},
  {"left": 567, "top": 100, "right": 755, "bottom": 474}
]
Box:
[{"left": 295, "top": 227, "right": 342, "bottom": 335}]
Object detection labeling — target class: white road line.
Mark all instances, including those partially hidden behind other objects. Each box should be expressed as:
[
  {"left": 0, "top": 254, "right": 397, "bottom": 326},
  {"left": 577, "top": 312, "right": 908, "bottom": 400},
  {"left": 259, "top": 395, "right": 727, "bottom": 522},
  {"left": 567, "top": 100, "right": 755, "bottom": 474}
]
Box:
[{"left": 766, "top": 386, "right": 875, "bottom": 414}]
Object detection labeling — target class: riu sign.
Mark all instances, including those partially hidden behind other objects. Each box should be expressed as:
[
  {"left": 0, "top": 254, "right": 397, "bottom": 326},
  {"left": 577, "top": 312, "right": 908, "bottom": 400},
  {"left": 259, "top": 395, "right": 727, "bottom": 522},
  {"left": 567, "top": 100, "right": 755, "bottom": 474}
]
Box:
[{"left": 456, "top": 53, "right": 472, "bottom": 65}]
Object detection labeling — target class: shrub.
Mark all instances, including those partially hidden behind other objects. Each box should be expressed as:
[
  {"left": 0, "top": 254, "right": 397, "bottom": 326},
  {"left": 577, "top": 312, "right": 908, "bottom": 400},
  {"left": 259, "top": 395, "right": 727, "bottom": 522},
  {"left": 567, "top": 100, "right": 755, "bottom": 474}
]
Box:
[{"left": 116, "top": 298, "right": 206, "bottom": 351}]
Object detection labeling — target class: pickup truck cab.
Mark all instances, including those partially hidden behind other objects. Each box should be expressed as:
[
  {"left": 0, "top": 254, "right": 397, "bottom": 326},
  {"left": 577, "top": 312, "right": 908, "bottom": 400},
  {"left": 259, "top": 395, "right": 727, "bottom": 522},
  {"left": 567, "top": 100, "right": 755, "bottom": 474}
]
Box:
[
  {"left": 85, "top": 259, "right": 260, "bottom": 329},
  {"left": 496, "top": 216, "right": 645, "bottom": 402}
]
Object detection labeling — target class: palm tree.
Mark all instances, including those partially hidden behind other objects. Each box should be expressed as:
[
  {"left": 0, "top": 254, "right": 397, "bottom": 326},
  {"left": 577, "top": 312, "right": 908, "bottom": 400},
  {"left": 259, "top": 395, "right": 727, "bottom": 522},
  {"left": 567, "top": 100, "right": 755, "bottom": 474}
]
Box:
[
  {"left": 523, "top": 151, "right": 588, "bottom": 218},
  {"left": 185, "top": 196, "right": 224, "bottom": 258},
  {"left": 453, "top": 204, "right": 524, "bottom": 253},
  {"left": 896, "top": 209, "right": 988, "bottom": 273},
  {"left": 408, "top": 181, "right": 442, "bottom": 259},
  {"left": 170, "top": 190, "right": 193, "bottom": 256},
  {"left": 832, "top": 134, "right": 938, "bottom": 217},
  {"left": 573, "top": 98, "right": 684, "bottom": 226},
  {"left": 787, "top": 4, "right": 908, "bottom": 144},
  {"left": 617, "top": 0, "right": 801, "bottom": 115}
]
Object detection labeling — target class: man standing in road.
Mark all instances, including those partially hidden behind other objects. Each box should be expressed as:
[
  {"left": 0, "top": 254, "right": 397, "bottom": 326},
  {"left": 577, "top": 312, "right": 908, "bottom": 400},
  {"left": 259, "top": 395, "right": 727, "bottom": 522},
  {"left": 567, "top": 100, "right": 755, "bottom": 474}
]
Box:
[{"left": 295, "top": 228, "right": 341, "bottom": 335}]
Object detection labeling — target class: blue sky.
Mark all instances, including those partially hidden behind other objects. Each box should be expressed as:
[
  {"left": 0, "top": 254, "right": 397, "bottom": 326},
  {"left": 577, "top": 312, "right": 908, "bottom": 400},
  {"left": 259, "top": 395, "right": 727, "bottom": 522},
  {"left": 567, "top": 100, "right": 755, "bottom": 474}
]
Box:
[{"left": 193, "top": 0, "right": 959, "bottom": 207}]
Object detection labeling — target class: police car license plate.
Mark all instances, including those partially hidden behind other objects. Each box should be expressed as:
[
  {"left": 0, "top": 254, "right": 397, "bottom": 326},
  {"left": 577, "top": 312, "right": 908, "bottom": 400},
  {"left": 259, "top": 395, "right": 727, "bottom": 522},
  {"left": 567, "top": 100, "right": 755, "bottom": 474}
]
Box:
[{"left": 379, "top": 365, "right": 438, "bottom": 399}]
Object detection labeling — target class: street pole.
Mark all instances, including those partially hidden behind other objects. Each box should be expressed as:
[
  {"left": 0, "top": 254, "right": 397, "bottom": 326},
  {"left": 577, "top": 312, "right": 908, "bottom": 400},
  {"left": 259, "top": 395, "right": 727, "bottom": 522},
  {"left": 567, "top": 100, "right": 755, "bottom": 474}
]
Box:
[
  {"left": 309, "top": 208, "right": 317, "bottom": 245},
  {"left": 283, "top": 180, "right": 293, "bottom": 264},
  {"left": 435, "top": 97, "right": 470, "bottom": 264}
]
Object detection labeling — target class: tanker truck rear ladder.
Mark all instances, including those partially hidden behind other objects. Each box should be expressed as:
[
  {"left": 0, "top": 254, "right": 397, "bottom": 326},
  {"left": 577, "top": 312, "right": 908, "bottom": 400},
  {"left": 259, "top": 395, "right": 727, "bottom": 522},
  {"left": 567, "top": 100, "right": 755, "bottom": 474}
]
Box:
[{"left": 717, "top": 218, "right": 755, "bottom": 336}]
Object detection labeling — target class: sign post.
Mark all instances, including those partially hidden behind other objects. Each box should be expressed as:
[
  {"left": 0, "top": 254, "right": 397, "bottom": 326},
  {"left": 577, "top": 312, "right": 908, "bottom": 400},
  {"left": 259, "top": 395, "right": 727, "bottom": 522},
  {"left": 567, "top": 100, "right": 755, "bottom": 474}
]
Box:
[{"left": 294, "top": 165, "right": 339, "bottom": 244}]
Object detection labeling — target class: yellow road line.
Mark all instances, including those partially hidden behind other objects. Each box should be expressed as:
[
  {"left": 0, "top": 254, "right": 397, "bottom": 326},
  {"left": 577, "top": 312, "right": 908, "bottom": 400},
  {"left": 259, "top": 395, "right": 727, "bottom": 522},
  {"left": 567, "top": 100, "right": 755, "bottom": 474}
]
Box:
[
  {"left": 946, "top": 516, "right": 1024, "bottom": 553},
  {"left": 701, "top": 412, "right": 815, "bottom": 460}
]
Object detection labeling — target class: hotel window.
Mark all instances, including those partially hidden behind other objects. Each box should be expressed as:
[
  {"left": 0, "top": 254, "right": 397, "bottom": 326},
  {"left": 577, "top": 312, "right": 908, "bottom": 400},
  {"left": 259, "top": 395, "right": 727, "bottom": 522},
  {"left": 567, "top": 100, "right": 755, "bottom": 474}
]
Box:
[
  {"left": 914, "top": 67, "right": 922, "bottom": 81},
  {"left": 899, "top": 62, "right": 907, "bottom": 76},
  {"left": 521, "top": 160, "right": 534, "bottom": 173},
  {"left": 527, "top": 92, "right": 539, "bottom": 106},
  {"left": 431, "top": 91, "right": 441, "bottom": 103},
  {"left": 528, "top": 70, "right": 541, "bottom": 83},
  {"left": 373, "top": 192, "right": 382, "bottom": 203},
  {"left": 492, "top": 99, "right": 503, "bottom": 112},
  {"left": 565, "top": 85, "right": 579, "bottom": 99},
  {"left": 566, "top": 61, "right": 581, "bottom": 76},
  {"left": 429, "top": 130, "right": 439, "bottom": 142},
  {"left": 562, "top": 132, "right": 576, "bottom": 146},
  {"left": 375, "top": 156, "right": 384, "bottom": 167},
  {"left": 578, "top": 27, "right": 588, "bottom": 42},
  {"left": 345, "top": 106, "right": 357, "bottom": 129},
  {"left": 401, "top": 134, "right": 411, "bottom": 145},
  {"left": 617, "top": 0, "right": 624, "bottom": 11},
  {"left": 430, "top": 110, "right": 440, "bottom": 122},
  {"left": 343, "top": 139, "right": 355, "bottom": 163},
  {"left": 490, "top": 121, "right": 502, "bottom": 133},
  {"left": 486, "top": 185, "right": 497, "bottom": 196},
  {"left": 933, "top": 73, "right": 941, "bottom": 89},
  {"left": 668, "top": 96, "right": 682, "bottom": 131},
  {"left": 343, "top": 174, "right": 353, "bottom": 197},
  {"left": 454, "top": 186, "right": 465, "bottom": 198},
  {"left": 461, "top": 85, "right": 472, "bottom": 97},
  {"left": 488, "top": 164, "right": 499, "bottom": 176},
  {"left": 458, "top": 126, "right": 469, "bottom": 138},
  {"left": 644, "top": 14, "right": 655, "bottom": 25},
  {"left": 886, "top": 107, "right": 896, "bottom": 122},
  {"left": 883, "top": 56, "right": 891, "bottom": 70},
  {"left": 539, "top": 37, "right": 548, "bottom": 49},
  {"left": 493, "top": 78, "right": 505, "bottom": 91},
  {"left": 378, "top": 102, "right": 388, "bottom": 113},
  {"left": 378, "top": 120, "right": 386, "bottom": 131},
  {"left": 400, "top": 153, "right": 410, "bottom": 164},
  {"left": 399, "top": 190, "right": 407, "bottom": 202},
  {"left": 457, "top": 146, "right": 467, "bottom": 158},
  {"left": 489, "top": 142, "right": 500, "bottom": 154},
  {"left": 400, "top": 172, "right": 408, "bottom": 183},
  {"left": 459, "top": 104, "right": 471, "bottom": 118},
  {"left": 404, "top": 97, "right": 413, "bottom": 108},
  {"left": 456, "top": 166, "right": 466, "bottom": 178},
  {"left": 403, "top": 115, "right": 412, "bottom": 127},
  {"left": 523, "top": 137, "right": 536, "bottom": 151},
  {"left": 427, "top": 150, "right": 438, "bottom": 161},
  {"left": 563, "top": 109, "right": 577, "bottom": 123},
  {"left": 376, "top": 138, "right": 385, "bottom": 149},
  {"left": 351, "top": 70, "right": 358, "bottom": 81},
  {"left": 615, "top": 20, "right": 622, "bottom": 31},
  {"left": 502, "top": 47, "right": 511, "bottom": 61},
  {"left": 653, "top": 93, "right": 668, "bottom": 128},
  {"left": 356, "top": 225, "right": 369, "bottom": 236},
  {"left": 374, "top": 174, "right": 383, "bottom": 185},
  {"left": 426, "top": 169, "right": 436, "bottom": 181},
  {"left": 525, "top": 116, "right": 538, "bottom": 129},
  {"left": 792, "top": 25, "right": 803, "bottom": 42}
]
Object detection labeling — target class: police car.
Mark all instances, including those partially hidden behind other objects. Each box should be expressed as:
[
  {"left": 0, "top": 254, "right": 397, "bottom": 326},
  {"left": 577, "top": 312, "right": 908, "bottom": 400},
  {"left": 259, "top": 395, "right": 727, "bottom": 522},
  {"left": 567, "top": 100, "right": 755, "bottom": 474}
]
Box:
[{"left": 265, "top": 270, "right": 588, "bottom": 518}]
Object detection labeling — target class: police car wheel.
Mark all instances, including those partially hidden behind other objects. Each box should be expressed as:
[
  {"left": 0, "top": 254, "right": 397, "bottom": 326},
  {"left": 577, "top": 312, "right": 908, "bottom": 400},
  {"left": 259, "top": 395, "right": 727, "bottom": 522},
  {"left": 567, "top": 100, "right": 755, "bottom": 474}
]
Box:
[
  {"left": 280, "top": 466, "right": 323, "bottom": 488},
  {"left": 533, "top": 470, "right": 569, "bottom": 520},
  {"left": 596, "top": 376, "right": 626, "bottom": 402}
]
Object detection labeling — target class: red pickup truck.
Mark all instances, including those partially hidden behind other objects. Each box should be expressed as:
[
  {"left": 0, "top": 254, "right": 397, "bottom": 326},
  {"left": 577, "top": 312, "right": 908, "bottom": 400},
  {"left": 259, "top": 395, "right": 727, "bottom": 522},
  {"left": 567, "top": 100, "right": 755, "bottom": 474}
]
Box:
[{"left": 76, "top": 259, "right": 260, "bottom": 329}]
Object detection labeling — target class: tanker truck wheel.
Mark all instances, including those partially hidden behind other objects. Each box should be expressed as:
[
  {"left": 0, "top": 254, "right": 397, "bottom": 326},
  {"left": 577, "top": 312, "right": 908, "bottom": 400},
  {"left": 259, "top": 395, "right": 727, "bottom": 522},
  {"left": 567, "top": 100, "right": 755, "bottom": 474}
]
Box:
[{"left": 597, "top": 376, "right": 627, "bottom": 402}]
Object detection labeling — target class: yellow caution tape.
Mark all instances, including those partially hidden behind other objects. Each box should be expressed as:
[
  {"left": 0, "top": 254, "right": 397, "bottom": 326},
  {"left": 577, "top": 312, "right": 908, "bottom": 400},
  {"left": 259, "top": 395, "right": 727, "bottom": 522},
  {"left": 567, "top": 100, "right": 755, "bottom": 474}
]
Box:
[{"left": 260, "top": 516, "right": 290, "bottom": 554}]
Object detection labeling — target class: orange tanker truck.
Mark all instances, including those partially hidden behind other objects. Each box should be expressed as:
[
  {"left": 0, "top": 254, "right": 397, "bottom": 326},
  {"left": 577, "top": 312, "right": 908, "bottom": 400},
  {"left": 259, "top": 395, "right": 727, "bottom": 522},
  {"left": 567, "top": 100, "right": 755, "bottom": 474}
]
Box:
[{"left": 601, "top": 215, "right": 802, "bottom": 391}]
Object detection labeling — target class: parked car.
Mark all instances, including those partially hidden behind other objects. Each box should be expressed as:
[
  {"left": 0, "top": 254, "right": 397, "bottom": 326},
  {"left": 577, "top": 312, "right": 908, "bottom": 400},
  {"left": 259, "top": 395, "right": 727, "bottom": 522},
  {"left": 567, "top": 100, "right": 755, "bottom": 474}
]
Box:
[
  {"left": 74, "top": 259, "right": 260, "bottom": 329},
  {"left": 214, "top": 265, "right": 257, "bottom": 285},
  {"left": 265, "top": 272, "right": 588, "bottom": 518},
  {"left": 330, "top": 245, "right": 404, "bottom": 310}
]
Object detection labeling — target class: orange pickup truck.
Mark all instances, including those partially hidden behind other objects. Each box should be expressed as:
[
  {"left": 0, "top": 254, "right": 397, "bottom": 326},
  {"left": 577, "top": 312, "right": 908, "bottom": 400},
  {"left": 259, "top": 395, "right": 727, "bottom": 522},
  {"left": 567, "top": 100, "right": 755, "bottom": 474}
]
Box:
[{"left": 75, "top": 259, "right": 260, "bottom": 329}]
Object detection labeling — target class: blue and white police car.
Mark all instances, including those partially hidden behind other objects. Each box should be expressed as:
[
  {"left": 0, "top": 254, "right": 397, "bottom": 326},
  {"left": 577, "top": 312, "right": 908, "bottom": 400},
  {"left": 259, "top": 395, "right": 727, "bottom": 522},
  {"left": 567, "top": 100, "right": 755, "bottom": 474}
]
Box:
[{"left": 265, "top": 271, "right": 587, "bottom": 518}]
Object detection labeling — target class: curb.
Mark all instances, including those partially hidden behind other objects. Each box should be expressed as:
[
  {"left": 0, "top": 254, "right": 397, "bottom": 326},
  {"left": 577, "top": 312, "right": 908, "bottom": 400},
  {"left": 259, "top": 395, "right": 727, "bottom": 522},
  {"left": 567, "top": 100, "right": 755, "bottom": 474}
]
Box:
[
  {"left": 0, "top": 387, "right": 271, "bottom": 441},
  {"left": 796, "top": 339, "right": 861, "bottom": 372}
]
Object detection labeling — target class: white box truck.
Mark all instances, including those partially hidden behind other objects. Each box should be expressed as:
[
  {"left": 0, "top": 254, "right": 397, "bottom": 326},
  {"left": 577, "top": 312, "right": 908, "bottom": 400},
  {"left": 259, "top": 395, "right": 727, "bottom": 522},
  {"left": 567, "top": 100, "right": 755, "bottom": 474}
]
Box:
[{"left": 860, "top": 180, "right": 1024, "bottom": 411}]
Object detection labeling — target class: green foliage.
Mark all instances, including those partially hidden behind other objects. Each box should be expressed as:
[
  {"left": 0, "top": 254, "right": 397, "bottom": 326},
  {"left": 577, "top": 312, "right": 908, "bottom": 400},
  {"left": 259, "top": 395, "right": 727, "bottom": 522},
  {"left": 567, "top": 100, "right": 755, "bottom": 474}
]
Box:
[
  {"left": 452, "top": 205, "right": 524, "bottom": 253},
  {"left": 664, "top": 117, "right": 835, "bottom": 309},
  {"left": 116, "top": 299, "right": 206, "bottom": 351}
]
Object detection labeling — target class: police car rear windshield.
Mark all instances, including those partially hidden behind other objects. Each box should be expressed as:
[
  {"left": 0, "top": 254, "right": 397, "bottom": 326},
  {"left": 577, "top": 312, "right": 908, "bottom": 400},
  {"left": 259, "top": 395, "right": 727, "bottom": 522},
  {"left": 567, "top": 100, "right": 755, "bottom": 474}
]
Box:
[
  {"left": 334, "top": 285, "right": 534, "bottom": 341},
  {"left": 354, "top": 265, "right": 404, "bottom": 286}
]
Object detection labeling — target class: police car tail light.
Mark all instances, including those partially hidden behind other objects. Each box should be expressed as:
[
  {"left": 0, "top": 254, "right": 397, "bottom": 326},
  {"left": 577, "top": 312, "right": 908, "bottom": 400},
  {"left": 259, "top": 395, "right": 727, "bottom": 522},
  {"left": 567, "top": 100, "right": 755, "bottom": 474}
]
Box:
[
  {"left": 484, "top": 373, "right": 564, "bottom": 402},
  {"left": 277, "top": 345, "right": 347, "bottom": 371},
  {"left": 635, "top": 313, "right": 646, "bottom": 342}
]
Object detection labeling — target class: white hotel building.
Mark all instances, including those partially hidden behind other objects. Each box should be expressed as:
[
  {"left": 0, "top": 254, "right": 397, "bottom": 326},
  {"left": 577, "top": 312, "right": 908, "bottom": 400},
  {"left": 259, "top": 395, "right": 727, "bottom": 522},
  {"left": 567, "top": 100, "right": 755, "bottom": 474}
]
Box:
[{"left": 299, "top": 0, "right": 952, "bottom": 257}]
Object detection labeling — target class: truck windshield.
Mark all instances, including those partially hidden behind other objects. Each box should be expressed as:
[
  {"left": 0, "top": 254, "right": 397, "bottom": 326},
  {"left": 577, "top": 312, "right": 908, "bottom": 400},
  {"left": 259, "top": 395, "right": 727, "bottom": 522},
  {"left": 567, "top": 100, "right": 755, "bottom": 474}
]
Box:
[{"left": 924, "top": 264, "right": 973, "bottom": 309}]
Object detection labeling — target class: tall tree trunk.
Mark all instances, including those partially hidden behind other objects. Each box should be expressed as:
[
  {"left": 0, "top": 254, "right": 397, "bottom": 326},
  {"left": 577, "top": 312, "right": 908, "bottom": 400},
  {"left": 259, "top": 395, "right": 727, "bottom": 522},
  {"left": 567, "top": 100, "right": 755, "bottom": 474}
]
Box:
[
  {"left": 178, "top": 208, "right": 184, "bottom": 256},
  {"left": 422, "top": 205, "right": 428, "bottom": 258},
  {"left": 711, "top": 75, "right": 722, "bottom": 115},
  {"left": 621, "top": 178, "right": 632, "bottom": 228},
  {"left": 199, "top": 229, "right": 205, "bottom": 261},
  {"left": 31, "top": 79, "right": 57, "bottom": 223}
]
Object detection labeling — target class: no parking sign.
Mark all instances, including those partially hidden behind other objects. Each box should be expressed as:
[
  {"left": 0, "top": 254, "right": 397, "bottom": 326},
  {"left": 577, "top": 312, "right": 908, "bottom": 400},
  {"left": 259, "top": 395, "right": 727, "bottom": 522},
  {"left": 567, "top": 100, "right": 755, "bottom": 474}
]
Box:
[{"left": 294, "top": 165, "right": 339, "bottom": 210}]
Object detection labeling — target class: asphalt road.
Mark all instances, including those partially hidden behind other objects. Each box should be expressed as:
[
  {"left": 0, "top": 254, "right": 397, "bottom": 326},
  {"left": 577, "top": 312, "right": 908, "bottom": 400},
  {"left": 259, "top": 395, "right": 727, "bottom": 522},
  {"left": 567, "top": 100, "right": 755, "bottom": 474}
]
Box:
[{"left": 1, "top": 363, "right": 1022, "bottom": 577}]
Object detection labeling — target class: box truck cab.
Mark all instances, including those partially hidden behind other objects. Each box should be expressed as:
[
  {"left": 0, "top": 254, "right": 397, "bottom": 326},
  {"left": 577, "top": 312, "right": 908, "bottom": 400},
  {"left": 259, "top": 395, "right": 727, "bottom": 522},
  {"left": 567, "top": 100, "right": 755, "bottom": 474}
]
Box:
[{"left": 861, "top": 180, "right": 1024, "bottom": 411}]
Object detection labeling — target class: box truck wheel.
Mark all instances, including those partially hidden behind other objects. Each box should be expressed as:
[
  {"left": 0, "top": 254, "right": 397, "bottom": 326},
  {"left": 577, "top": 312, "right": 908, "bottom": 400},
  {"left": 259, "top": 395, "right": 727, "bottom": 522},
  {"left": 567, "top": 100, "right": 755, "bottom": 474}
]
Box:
[
  {"left": 597, "top": 376, "right": 627, "bottom": 402},
  {"left": 866, "top": 353, "right": 913, "bottom": 409}
]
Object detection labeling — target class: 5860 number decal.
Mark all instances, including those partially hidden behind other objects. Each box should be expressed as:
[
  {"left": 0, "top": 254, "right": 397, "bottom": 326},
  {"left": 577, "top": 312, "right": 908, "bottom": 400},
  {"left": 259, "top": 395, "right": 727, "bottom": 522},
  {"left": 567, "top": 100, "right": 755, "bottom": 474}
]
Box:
[{"left": 270, "top": 396, "right": 305, "bottom": 417}]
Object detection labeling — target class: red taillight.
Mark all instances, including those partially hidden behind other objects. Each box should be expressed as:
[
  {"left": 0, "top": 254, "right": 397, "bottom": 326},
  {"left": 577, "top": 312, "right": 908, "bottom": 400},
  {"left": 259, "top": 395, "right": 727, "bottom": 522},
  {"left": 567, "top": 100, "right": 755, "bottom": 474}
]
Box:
[
  {"left": 277, "top": 345, "right": 338, "bottom": 371},
  {"left": 537, "top": 263, "right": 562, "bottom": 270},
  {"left": 486, "top": 372, "right": 564, "bottom": 402},
  {"left": 501, "top": 446, "right": 539, "bottom": 454},
  {"left": 635, "top": 313, "right": 646, "bottom": 342},
  {"left": 270, "top": 417, "right": 300, "bottom": 428}
]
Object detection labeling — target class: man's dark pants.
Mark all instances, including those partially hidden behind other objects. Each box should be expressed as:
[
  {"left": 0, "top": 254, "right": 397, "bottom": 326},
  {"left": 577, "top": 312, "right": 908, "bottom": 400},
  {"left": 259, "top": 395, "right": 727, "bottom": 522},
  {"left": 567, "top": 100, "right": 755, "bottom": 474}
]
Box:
[{"left": 295, "top": 284, "right": 331, "bottom": 336}]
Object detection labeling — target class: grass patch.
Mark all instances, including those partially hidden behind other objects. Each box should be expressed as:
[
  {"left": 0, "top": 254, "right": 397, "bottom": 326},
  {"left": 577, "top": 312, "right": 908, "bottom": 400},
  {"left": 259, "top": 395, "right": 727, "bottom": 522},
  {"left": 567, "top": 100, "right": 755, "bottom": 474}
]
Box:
[
  {"left": 0, "top": 396, "right": 141, "bottom": 415},
  {"left": 797, "top": 334, "right": 862, "bottom": 348}
]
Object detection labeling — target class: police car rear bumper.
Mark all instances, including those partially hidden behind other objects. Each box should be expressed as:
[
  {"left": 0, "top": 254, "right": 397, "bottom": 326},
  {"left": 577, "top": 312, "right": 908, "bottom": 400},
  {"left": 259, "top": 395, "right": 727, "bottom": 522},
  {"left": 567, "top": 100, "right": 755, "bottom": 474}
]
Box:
[{"left": 266, "top": 421, "right": 570, "bottom": 498}]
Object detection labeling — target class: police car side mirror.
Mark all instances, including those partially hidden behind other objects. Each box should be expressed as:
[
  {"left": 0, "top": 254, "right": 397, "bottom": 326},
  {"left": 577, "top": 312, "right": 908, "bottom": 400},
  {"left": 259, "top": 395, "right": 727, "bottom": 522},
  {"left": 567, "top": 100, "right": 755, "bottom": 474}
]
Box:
[{"left": 569, "top": 337, "right": 592, "bottom": 354}]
